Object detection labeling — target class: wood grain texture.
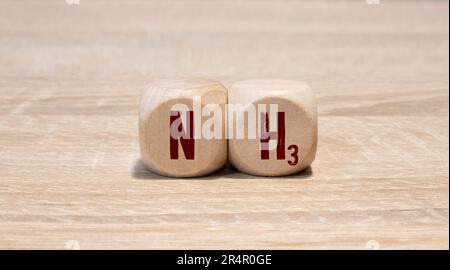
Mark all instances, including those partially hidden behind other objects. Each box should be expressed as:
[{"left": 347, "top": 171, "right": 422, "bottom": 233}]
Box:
[{"left": 0, "top": 0, "right": 448, "bottom": 249}]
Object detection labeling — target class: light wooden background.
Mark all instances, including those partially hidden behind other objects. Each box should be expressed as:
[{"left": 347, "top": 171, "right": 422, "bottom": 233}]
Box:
[{"left": 0, "top": 0, "right": 448, "bottom": 249}]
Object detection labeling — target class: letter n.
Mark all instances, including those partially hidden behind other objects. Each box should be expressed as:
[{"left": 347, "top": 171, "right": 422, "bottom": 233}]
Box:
[{"left": 170, "top": 111, "right": 195, "bottom": 160}]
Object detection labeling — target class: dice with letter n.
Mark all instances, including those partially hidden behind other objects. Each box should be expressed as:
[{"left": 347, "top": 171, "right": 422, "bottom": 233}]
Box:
[
  {"left": 227, "top": 79, "right": 317, "bottom": 176},
  {"left": 139, "top": 78, "right": 228, "bottom": 177}
]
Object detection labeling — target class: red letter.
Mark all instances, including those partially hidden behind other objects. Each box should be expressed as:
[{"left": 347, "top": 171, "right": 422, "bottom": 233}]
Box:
[
  {"left": 260, "top": 112, "right": 285, "bottom": 160},
  {"left": 170, "top": 111, "right": 195, "bottom": 160}
]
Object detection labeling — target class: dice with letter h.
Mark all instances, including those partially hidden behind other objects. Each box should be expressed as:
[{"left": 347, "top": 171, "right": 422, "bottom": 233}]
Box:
[{"left": 139, "top": 78, "right": 317, "bottom": 177}]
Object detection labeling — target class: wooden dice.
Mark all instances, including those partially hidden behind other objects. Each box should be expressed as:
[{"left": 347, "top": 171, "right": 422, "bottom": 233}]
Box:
[
  {"left": 139, "top": 78, "right": 228, "bottom": 177},
  {"left": 139, "top": 78, "right": 317, "bottom": 177},
  {"left": 227, "top": 79, "right": 317, "bottom": 176}
]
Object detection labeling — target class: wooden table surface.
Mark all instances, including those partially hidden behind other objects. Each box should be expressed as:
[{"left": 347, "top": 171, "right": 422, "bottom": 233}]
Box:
[{"left": 0, "top": 0, "right": 448, "bottom": 250}]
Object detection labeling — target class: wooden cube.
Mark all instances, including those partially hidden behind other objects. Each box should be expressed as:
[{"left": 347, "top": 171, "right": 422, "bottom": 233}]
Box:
[
  {"left": 139, "top": 78, "right": 228, "bottom": 177},
  {"left": 227, "top": 79, "right": 317, "bottom": 176}
]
